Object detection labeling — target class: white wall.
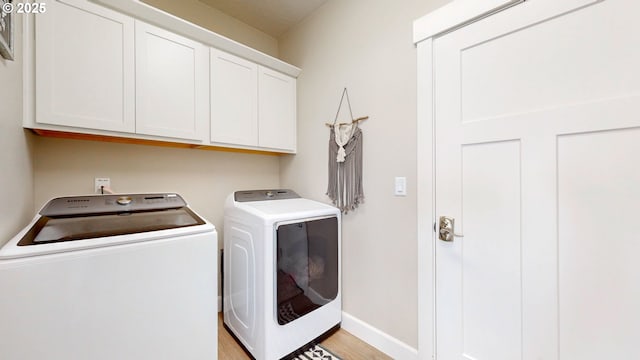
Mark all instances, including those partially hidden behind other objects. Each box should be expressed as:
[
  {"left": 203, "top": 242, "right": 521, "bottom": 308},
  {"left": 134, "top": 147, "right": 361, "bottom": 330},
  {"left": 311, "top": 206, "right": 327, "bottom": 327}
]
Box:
[
  {"left": 0, "top": 15, "right": 34, "bottom": 245},
  {"left": 278, "top": 0, "right": 451, "bottom": 348},
  {"left": 142, "top": 0, "right": 279, "bottom": 57}
]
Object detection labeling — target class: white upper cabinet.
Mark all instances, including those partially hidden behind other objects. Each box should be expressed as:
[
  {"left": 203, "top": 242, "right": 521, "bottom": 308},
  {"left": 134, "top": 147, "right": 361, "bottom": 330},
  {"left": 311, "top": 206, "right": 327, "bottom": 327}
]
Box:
[
  {"left": 36, "top": 0, "right": 135, "bottom": 133},
  {"left": 258, "top": 66, "right": 297, "bottom": 152},
  {"left": 135, "top": 21, "right": 209, "bottom": 142},
  {"left": 28, "top": 0, "right": 298, "bottom": 153},
  {"left": 211, "top": 52, "right": 297, "bottom": 152},
  {"left": 210, "top": 48, "right": 258, "bottom": 147}
]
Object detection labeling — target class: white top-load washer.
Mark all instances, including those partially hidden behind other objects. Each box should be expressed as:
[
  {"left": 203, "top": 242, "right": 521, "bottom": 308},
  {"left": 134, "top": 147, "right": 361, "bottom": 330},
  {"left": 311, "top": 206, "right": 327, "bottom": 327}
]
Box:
[
  {"left": 224, "top": 189, "right": 341, "bottom": 360},
  {"left": 0, "top": 193, "right": 218, "bottom": 360}
]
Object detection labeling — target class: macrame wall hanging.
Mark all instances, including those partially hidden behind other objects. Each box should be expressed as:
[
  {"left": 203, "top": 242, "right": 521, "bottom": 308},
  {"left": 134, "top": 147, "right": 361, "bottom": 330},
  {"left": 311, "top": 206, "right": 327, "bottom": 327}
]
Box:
[{"left": 325, "top": 88, "right": 368, "bottom": 213}]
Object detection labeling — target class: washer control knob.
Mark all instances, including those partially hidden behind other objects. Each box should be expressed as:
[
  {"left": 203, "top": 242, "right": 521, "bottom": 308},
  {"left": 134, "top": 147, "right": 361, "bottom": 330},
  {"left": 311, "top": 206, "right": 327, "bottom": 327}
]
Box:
[
  {"left": 265, "top": 191, "right": 275, "bottom": 198},
  {"left": 117, "top": 196, "right": 132, "bottom": 205}
]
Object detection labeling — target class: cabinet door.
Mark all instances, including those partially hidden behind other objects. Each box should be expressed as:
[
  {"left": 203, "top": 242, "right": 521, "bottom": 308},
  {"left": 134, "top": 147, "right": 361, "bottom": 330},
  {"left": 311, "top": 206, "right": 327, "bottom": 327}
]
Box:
[
  {"left": 135, "top": 21, "right": 209, "bottom": 142},
  {"left": 36, "top": 0, "right": 135, "bottom": 133},
  {"left": 258, "top": 66, "right": 297, "bottom": 152},
  {"left": 210, "top": 49, "right": 258, "bottom": 146}
]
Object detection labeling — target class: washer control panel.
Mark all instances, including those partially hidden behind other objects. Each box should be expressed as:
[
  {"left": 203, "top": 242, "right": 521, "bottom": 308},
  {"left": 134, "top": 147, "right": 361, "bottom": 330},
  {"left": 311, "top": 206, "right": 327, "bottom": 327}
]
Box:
[
  {"left": 234, "top": 189, "right": 300, "bottom": 202},
  {"left": 40, "top": 193, "right": 186, "bottom": 217}
]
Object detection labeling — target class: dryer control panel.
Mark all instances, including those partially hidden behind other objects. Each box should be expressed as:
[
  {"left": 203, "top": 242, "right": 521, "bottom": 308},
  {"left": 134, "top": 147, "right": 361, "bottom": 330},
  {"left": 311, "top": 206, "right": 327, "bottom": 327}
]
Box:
[{"left": 234, "top": 189, "right": 300, "bottom": 202}]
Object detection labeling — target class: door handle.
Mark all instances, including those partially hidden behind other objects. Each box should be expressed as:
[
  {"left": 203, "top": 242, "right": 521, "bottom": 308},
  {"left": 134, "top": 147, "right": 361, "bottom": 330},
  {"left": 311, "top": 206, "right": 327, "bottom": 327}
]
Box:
[{"left": 438, "top": 216, "right": 464, "bottom": 242}]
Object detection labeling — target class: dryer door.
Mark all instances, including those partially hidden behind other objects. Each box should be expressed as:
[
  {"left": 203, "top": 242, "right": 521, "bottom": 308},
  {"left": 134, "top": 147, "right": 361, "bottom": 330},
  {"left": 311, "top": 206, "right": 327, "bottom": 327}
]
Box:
[{"left": 276, "top": 216, "right": 338, "bottom": 325}]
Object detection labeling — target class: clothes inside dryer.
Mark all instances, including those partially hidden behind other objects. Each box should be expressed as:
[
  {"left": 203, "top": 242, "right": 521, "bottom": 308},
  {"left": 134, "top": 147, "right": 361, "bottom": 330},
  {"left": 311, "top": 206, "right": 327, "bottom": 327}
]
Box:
[{"left": 276, "top": 216, "right": 338, "bottom": 325}]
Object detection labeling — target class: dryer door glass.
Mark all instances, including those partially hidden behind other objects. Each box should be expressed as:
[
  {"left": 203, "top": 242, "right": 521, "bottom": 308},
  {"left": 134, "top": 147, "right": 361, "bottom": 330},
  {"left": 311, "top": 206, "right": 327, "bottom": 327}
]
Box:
[{"left": 276, "top": 216, "right": 338, "bottom": 325}]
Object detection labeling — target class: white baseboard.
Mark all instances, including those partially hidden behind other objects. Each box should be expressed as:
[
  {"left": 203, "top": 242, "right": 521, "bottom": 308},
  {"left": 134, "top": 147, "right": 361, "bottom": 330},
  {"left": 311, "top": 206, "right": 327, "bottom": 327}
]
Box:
[{"left": 341, "top": 311, "right": 418, "bottom": 360}]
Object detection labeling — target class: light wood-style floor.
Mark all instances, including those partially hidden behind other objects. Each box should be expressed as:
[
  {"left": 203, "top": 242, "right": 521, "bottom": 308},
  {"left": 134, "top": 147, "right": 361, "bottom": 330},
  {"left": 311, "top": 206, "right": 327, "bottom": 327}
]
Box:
[{"left": 218, "top": 314, "right": 392, "bottom": 360}]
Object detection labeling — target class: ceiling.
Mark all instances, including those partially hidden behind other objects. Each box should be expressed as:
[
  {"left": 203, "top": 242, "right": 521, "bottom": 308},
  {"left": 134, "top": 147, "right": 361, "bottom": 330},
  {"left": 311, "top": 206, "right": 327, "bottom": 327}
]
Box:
[{"left": 198, "top": 0, "right": 328, "bottom": 38}]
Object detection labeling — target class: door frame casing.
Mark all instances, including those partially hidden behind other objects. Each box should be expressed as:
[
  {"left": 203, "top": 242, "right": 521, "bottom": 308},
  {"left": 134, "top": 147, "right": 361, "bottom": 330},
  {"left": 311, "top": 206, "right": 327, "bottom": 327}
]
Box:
[
  {"left": 416, "top": 37, "right": 435, "bottom": 360},
  {"left": 414, "top": 1, "right": 526, "bottom": 359}
]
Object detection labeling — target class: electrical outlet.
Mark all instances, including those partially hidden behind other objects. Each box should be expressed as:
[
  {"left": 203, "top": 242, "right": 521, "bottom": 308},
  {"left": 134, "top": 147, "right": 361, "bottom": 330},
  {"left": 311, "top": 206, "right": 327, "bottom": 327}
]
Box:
[{"left": 95, "top": 178, "right": 111, "bottom": 193}]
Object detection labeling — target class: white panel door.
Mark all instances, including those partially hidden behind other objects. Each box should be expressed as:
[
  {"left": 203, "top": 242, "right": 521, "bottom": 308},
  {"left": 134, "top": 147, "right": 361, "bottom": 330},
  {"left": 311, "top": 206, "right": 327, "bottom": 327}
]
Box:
[
  {"left": 433, "top": 0, "right": 640, "bottom": 359},
  {"left": 258, "top": 66, "right": 296, "bottom": 152},
  {"left": 36, "top": 0, "right": 134, "bottom": 132},
  {"left": 135, "top": 21, "right": 208, "bottom": 142},
  {"left": 210, "top": 49, "right": 258, "bottom": 146}
]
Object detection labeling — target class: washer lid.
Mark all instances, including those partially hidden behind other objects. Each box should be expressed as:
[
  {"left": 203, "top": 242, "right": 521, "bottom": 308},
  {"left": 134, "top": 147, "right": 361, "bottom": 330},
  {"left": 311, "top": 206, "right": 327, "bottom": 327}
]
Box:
[
  {"left": 0, "top": 194, "right": 215, "bottom": 259},
  {"left": 18, "top": 207, "right": 205, "bottom": 247},
  {"left": 3, "top": 193, "right": 207, "bottom": 249}
]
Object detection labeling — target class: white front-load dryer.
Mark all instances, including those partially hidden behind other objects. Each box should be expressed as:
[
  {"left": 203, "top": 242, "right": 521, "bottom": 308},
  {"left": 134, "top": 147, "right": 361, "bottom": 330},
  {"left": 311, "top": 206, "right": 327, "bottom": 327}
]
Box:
[{"left": 223, "top": 189, "right": 341, "bottom": 360}]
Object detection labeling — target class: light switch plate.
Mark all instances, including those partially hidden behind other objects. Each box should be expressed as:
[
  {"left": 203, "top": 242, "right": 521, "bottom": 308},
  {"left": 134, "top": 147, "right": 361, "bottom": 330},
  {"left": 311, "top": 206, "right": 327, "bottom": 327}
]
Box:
[{"left": 395, "top": 177, "right": 407, "bottom": 196}]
